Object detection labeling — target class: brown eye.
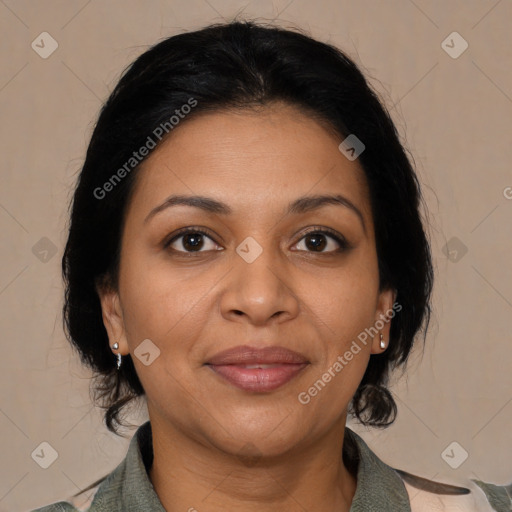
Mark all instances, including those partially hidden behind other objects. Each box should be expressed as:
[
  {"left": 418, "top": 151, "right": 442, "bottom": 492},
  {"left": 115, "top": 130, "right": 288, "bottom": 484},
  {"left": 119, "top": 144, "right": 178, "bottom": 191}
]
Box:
[
  {"left": 180, "top": 233, "right": 205, "bottom": 251},
  {"left": 165, "top": 229, "right": 221, "bottom": 253},
  {"left": 293, "top": 229, "right": 348, "bottom": 253},
  {"left": 304, "top": 233, "right": 328, "bottom": 251}
]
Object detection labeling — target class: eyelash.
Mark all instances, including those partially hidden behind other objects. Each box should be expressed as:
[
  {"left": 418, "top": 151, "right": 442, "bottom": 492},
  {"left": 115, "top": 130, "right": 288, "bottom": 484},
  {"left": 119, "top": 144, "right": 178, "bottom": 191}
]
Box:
[{"left": 163, "top": 226, "right": 350, "bottom": 255}]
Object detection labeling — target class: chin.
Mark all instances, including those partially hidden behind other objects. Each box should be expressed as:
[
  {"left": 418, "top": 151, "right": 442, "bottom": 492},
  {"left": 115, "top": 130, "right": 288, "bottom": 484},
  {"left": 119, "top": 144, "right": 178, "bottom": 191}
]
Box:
[
  {"left": 211, "top": 411, "right": 302, "bottom": 454},
  {"left": 218, "top": 429, "right": 300, "bottom": 463}
]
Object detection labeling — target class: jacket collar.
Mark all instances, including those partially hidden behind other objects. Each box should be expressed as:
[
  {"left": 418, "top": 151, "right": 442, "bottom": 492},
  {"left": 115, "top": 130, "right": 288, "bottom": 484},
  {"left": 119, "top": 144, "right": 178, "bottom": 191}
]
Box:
[
  {"left": 345, "top": 427, "right": 411, "bottom": 511},
  {"left": 90, "top": 421, "right": 411, "bottom": 511}
]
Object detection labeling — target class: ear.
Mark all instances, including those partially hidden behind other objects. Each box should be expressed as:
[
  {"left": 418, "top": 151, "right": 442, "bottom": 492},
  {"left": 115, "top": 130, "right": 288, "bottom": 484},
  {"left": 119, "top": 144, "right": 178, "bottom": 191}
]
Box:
[
  {"left": 95, "top": 278, "right": 129, "bottom": 355},
  {"left": 370, "top": 286, "right": 398, "bottom": 355}
]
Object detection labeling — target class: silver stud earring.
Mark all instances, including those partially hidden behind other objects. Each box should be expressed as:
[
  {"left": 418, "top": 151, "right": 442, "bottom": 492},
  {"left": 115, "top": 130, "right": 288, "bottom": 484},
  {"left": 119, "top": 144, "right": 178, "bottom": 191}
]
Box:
[
  {"left": 379, "top": 332, "right": 386, "bottom": 350},
  {"left": 111, "top": 342, "right": 122, "bottom": 370}
]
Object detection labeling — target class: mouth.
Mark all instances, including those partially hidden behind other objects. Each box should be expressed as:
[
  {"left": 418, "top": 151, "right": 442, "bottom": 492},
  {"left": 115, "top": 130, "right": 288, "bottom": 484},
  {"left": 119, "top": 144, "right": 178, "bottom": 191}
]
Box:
[{"left": 205, "top": 345, "right": 309, "bottom": 392}]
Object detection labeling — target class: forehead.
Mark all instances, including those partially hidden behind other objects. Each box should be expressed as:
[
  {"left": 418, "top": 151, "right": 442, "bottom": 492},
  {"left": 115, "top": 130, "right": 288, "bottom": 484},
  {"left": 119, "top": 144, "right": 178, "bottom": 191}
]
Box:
[{"left": 127, "top": 103, "right": 372, "bottom": 223}]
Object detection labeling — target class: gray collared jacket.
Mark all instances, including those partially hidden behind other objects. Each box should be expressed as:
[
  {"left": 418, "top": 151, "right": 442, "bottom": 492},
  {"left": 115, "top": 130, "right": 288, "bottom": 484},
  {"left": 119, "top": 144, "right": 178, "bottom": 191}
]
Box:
[{"left": 32, "top": 421, "right": 511, "bottom": 512}]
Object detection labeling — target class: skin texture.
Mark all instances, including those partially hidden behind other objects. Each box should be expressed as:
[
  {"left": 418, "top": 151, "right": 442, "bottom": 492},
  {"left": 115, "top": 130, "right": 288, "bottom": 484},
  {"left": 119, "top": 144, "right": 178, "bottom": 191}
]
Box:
[{"left": 98, "top": 102, "right": 396, "bottom": 512}]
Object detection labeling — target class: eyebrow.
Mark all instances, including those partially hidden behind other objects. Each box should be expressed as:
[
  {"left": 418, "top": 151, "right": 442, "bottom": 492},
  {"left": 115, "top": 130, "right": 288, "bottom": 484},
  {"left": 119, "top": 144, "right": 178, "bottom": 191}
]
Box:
[{"left": 144, "top": 193, "right": 366, "bottom": 233}]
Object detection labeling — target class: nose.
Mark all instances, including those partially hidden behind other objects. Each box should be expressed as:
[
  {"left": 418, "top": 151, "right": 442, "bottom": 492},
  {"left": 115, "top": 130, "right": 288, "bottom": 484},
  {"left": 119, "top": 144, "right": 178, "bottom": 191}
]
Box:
[{"left": 219, "top": 242, "right": 300, "bottom": 327}]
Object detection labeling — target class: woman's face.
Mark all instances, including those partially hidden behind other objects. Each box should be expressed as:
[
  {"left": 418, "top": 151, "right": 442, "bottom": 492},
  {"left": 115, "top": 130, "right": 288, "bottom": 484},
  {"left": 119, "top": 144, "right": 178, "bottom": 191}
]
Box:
[{"left": 99, "top": 102, "right": 395, "bottom": 457}]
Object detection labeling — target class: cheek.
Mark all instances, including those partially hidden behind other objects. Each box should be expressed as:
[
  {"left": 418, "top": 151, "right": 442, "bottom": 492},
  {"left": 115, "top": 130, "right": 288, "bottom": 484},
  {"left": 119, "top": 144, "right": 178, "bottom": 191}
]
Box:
[
  {"left": 308, "top": 262, "right": 379, "bottom": 409},
  {"left": 118, "top": 264, "right": 210, "bottom": 413},
  {"left": 298, "top": 276, "right": 375, "bottom": 419},
  {"left": 118, "top": 253, "right": 222, "bottom": 395},
  {"left": 315, "top": 260, "right": 380, "bottom": 342},
  {"left": 119, "top": 245, "right": 205, "bottom": 339}
]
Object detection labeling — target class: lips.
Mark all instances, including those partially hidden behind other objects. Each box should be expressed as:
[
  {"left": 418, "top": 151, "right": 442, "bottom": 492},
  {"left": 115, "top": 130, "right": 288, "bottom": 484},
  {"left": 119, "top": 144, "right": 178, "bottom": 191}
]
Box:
[{"left": 205, "top": 345, "right": 309, "bottom": 392}]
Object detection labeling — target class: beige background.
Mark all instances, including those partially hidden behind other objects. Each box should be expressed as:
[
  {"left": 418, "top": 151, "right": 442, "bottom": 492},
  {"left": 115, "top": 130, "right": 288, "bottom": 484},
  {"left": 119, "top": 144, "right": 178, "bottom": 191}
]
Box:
[{"left": 0, "top": 1, "right": 511, "bottom": 510}]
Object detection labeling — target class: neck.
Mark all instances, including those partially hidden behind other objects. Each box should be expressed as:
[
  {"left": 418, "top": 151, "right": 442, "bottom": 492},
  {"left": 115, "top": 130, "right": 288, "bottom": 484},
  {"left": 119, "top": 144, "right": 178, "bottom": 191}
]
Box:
[{"left": 147, "top": 414, "right": 357, "bottom": 512}]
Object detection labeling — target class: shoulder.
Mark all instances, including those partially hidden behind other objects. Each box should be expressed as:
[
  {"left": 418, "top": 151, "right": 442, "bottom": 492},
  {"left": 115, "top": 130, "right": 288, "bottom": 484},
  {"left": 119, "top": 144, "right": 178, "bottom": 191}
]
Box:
[
  {"left": 30, "top": 420, "right": 157, "bottom": 512},
  {"left": 344, "top": 426, "right": 511, "bottom": 512},
  {"left": 30, "top": 484, "right": 101, "bottom": 512},
  {"left": 30, "top": 503, "right": 80, "bottom": 512},
  {"left": 396, "top": 468, "right": 512, "bottom": 512}
]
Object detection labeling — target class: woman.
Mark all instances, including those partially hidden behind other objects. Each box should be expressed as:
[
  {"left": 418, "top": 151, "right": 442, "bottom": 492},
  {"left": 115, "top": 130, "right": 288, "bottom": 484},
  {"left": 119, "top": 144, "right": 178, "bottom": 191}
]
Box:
[{"left": 34, "top": 20, "right": 510, "bottom": 512}]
